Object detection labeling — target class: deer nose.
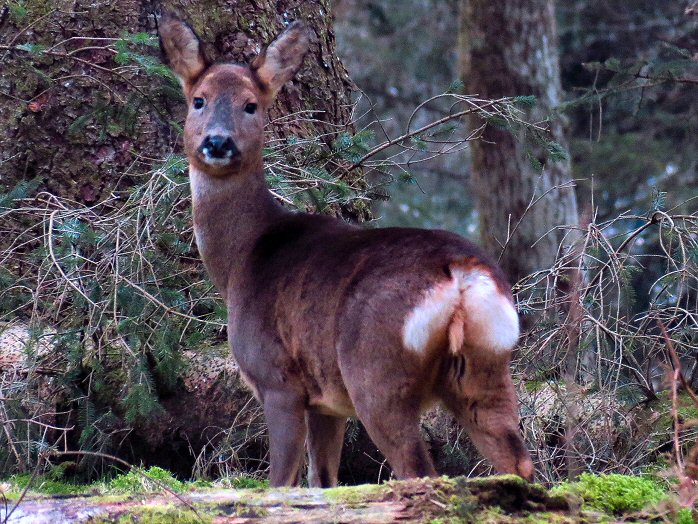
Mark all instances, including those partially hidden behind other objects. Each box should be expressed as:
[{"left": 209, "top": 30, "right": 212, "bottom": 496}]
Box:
[{"left": 200, "top": 135, "right": 239, "bottom": 159}]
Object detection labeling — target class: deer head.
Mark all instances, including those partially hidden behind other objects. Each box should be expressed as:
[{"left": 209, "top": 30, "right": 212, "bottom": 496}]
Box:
[{"left": 159, "top": 14, "right": 309, "bottom": 178}]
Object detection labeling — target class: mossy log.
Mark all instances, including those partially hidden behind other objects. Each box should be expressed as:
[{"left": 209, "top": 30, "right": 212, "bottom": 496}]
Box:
[
  {"left": 1, "top": 476, "right": 581, "bottom": 523},
  {"left": 0, "top": 323, "right": 256, "bottom": 475}
]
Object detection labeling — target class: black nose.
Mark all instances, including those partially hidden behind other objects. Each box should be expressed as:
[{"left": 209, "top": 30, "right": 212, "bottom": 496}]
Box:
[{"left": 200, "top": 135, "right": 239, "bottom": 159}]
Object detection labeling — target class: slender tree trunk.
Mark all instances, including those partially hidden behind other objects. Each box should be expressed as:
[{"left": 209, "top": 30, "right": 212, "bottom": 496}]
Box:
[{"left": 458, "top": 0, "right": 578, "bottom": 282}]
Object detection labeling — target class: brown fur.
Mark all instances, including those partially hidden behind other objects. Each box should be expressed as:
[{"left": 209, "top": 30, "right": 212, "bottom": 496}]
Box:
[{"left": 158, "top": 14, "right": 534, "bottom": 487}]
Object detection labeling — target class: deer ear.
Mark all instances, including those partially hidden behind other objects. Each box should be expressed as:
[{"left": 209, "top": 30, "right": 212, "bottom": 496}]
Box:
[
  {"left": 251, "top": 22, "right": 309, "bottom": 99},
  {"left": 159, "top": 13, "right": 207, "bottom": 91}
]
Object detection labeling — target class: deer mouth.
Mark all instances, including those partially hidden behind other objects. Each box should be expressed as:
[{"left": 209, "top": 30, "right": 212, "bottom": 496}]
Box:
[
  {"left": 196, "top": 148, "right": 244, "bottom": 170},
  {"left": 200, "top": 155, "right": 238, "bottom": 167},
  {"left": 190, "top": 150, "right": 243, "bottom": 175}
]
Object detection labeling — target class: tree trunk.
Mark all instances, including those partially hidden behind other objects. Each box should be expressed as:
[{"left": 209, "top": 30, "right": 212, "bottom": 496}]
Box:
[
  {"left": 0, "top": 0, "right": 366, "bottom": 217},
  {"left": 458, "top": 0, "right": 578, "bottom": 282}
]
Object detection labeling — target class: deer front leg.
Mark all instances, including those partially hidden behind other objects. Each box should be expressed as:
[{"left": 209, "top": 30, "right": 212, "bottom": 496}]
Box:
[
  {"left": 264, "top": 390, "right": 307, "bottom": 487},
  {"left": 306, "top": 413, "right": 346, "bottom": 487}
]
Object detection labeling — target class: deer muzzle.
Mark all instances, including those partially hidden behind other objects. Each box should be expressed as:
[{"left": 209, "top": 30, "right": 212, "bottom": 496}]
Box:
[{"left": 199, "top": 135, "right": 240, "bottom": 165}]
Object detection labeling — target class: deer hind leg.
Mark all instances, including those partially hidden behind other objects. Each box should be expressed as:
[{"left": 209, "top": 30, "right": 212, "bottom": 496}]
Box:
[
  {"left": 263, "top": 390, "right": 307, "bottom": 487},
  {"left": 440, "top": 353, "right": 534, "bottom": 481},
  {"left": 338, "top": 326, "right": 436, "bottom": 479},
  {"left": 350, "top": 392, "right": 436, "bottom": 479},
  {"left": 306, "top": 413, "right": 346, "bottom": 488}
]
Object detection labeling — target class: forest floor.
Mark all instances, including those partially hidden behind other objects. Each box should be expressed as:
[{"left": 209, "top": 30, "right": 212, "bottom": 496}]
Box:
[{"left": 1, "top": 473, "right": 692, "bottom": 523}]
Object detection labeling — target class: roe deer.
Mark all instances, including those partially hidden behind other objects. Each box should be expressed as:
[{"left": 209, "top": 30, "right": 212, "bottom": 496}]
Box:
[{"left": 159, "top": 14, "right": 534, "bottom": 487}]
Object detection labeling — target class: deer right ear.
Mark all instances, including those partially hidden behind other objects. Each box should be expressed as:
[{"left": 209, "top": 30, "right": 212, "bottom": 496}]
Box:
[{"left": 158, "top": 13, "right": 207, "bottom": 92}]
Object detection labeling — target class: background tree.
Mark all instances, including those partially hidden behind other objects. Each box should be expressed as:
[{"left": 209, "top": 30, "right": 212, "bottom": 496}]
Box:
[
  {"left": 334, "top": 0, "right": 474, "bottom": 234},
  {"left": 458, "top": 0, "right": 580, "bottom": 282}
]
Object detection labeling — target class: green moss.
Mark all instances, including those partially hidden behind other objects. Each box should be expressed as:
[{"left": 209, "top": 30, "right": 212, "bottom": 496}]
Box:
[
  {"left": 653, "top": 391, "right": 698, "bottom": 431},
  {"left": 80, "top": 494, "right": 129, "bottom": 504},
  {"left": 517, "top": 511, "right": 580, "bottom": 523},
  {"left": 214, "top": 475, "right": 268, "bottom": 490},
  {"left": 678, "top": 404, "right": 698, "bottom": 422},
  {"left": 524, "top": 379, "right": 547, "bottom": 392},
  {"left": 7, "top": 473, "right": 90, "bottom": 496},
  {"left": 465, "top": 474, "right": 528, "bottom": 490},
  {"left": 108, "top": 466, "right": 185, "bottom": 494},
  {"left": 114, "top": 506, "right": 211, "bottom": 524},
  {"left": 189, "top": 478, "right": 214, "bottom": 489},
  {"left": 324, "top": 483, "right": 389, "bottom": 506},
  {"left": 551, "top": 473, "right": 665, "bottom": 514},
  {"left": 676, "top": 508, "right": 695, "bottom": 524},
  {"left": 229, "top": 476, "right": 268, "bottom": 490},
  {"left": 470, "top": 506, "right": 508, "bottom": 523}
]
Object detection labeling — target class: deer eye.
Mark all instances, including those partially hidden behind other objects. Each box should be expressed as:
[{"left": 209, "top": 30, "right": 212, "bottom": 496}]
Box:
[
  {"left": 193, "top": 97, "right": 205, "bottom": 110},
  {"left": 244, "top": 102, "right": 257, "bottom": 114}
]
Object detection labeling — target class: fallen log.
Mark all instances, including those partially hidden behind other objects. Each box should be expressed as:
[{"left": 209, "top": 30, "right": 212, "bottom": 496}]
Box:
[{"left": 1, "top": 476, "right": 578, "bottom": 524}]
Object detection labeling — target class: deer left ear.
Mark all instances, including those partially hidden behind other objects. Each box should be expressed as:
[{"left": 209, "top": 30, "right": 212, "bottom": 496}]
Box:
[{"left": 251, "top": 22, "right": 309, "bottom": 99}]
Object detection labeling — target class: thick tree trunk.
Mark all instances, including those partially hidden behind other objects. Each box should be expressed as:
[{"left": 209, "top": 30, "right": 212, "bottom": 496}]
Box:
[
  {"left": 459, "top": 0, "right": 578, "bottom": 282},
  {"left": 0, "top": 1, "right": 367, "bottom": 478},
  {"left": 0, "top": 0, "right": 365, "bottom": 217}
]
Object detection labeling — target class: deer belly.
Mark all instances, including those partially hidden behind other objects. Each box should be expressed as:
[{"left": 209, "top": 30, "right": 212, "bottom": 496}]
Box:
[
  {"left": 307, "top": 387, "right": 356, "bottom": 417},
  {"left": 291, "top": 356, "right": 356, "bottom": 416}
]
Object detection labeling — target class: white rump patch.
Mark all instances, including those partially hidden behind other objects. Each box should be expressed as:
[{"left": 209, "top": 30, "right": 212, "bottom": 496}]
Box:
[
  {"left": 402, "top": 268, "right": 519, "bottom": 355},
  {"left": 456, "top": 269, "right": 520, "bottom": 352},
  {"left": 402, "top": 279, "right": 461, "bottom": 354}
]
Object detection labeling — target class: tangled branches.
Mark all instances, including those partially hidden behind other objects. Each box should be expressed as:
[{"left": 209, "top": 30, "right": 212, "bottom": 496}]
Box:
[{"left": 515, "top": 204, "right": 698, "bottom": 483}]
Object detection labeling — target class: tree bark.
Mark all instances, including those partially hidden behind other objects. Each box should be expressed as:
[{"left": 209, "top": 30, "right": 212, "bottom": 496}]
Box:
[
  {"left": 0, "top": 0, "right": 366, "bottom": 217},
  {"left": 459, "top": 0, "right": 579, "bottom": 282}
]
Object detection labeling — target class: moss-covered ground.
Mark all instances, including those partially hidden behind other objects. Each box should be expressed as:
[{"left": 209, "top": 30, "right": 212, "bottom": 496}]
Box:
[{"left": 0, "top": 470, "right": 696, "bottom": 522}]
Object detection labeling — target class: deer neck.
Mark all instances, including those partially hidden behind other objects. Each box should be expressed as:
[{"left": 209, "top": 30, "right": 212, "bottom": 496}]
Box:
[{"left": 189, "top": 164, "right": 284, "bottom": 294}]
